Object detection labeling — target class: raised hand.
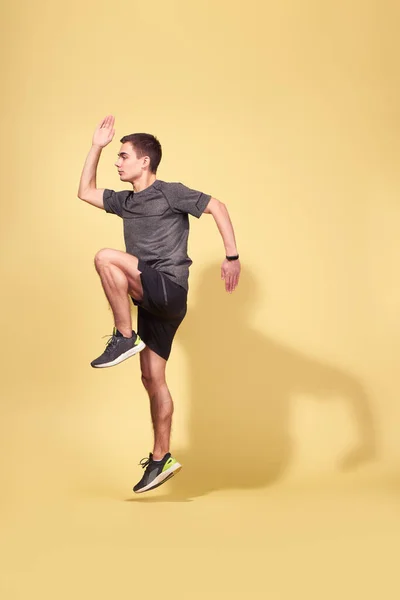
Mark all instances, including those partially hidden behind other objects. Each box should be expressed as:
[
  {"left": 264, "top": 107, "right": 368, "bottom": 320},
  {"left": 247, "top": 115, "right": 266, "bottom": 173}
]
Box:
[{"left": 92, "top": 114, "right": 115, "bottom": 148}]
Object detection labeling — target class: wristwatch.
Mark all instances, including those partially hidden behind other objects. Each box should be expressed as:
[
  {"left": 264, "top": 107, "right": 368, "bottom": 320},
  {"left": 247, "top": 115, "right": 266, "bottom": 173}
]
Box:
[{"left": 226, "top": 254, "right": 239, "bottom": 261}]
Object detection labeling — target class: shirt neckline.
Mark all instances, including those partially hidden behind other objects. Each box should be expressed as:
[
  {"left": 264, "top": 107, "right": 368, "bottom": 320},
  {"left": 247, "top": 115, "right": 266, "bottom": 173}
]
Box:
[{"left": 132, "top": 179, "right": 159, "bottom": 195}]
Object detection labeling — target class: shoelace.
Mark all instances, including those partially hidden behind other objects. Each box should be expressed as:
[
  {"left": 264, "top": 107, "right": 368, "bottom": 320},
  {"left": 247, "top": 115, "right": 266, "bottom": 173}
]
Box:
[
  {"left": 139, "top": 455, "right": 152, "bottom": 469},
  {"left": 101, "top": 333, "right": 119, "bottom": 352}
]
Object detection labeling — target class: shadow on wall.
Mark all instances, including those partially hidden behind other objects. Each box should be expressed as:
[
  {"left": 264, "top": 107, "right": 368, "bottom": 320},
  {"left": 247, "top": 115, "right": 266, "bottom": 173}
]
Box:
[{"left": 138, "top": 262, "right": 377, "bottom": 502}]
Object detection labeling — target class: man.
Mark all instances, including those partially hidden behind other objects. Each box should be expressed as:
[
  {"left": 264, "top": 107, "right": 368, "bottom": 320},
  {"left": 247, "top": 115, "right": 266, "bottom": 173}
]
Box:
[{"left": 77, "top": 114, "right": 241, "bottom": 493}]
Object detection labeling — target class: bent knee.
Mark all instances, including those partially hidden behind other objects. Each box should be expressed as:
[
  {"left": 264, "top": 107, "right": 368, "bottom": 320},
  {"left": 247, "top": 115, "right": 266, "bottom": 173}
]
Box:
[
  {"left": 94, "top": 248, "right": 140, "bottom": 272},
  {"left": 94, "top": 248, "right": 114, "bottom": 267}
]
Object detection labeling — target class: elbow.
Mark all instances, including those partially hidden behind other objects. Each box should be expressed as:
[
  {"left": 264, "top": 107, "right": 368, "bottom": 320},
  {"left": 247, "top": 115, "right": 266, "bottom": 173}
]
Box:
[{"left": 77, "top": 188, "right": 90, "bottom": 200}]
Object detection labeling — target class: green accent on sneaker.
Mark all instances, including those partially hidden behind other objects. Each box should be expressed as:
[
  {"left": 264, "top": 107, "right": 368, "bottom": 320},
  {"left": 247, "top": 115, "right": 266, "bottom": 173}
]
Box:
[
  {"left": 112, "top": 326, "right": 140, "bottom": 341},
  {"left": 162, "top": 457, "right": 177, "bottom": 472}
]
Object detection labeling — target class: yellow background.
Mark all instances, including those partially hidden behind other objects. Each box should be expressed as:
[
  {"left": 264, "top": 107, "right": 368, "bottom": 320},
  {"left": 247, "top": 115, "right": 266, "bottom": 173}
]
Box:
[{"left": 1, "top": 0, "right": 399, "bottom": 598}]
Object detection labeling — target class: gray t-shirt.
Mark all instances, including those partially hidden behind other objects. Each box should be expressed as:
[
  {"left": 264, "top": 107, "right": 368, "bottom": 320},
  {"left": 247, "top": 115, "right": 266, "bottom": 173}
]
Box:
[{"left": 103, "top": 179, "right": 211, "bottom": 291}]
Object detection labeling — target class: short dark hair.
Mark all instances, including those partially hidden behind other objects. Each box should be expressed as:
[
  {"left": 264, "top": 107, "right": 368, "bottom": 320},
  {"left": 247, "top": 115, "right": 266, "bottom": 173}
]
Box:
[{"left": 120, "top": 133, "right": 162, "bottom": 174}]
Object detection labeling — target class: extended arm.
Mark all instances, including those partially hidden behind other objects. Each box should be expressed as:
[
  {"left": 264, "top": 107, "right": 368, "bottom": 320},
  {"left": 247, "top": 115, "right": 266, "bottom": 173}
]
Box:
[
  {"left": 77, "top": 114, "right": 115, "bottom": 209},
  {"left": 204, "top": 197, "right": 241, "bottom": 293}
]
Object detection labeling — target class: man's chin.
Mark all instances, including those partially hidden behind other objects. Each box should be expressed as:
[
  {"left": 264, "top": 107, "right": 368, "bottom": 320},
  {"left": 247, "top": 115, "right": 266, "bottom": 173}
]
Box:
[{"left": 120, "top": 175, "right": 132, "bottom": 184}]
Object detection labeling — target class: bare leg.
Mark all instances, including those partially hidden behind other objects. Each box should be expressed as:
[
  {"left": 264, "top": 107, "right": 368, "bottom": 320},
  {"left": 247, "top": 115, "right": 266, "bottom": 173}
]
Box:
[
  {"left": 94, "top": 248, "right": 144, "bottom": 338},
  {"left": 148, "top": 384, "right": 174, "bottom": 459},
  {"left": 140, "top": 347, "right": 173, "bottom": 460}
]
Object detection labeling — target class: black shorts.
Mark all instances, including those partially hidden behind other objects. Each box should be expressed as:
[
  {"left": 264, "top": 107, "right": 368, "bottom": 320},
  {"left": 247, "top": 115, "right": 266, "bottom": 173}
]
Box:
[{"left": 130, "top": 259, "right": 188, "bottom": 361}]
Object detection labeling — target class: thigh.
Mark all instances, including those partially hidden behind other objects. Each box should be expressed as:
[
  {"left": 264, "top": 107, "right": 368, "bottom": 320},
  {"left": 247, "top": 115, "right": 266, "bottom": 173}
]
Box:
[
  {"left": 137, "top": 306, "right": 187, "bottom": 361},
  {"left": 96, "top": 248, "right": 143, "bottom": 297},
  {"left": 132, "top": 260, "right": 188, "bottom": 319},
  {"left": 140, "top": 346, "right": 166, "bottom": 380}
]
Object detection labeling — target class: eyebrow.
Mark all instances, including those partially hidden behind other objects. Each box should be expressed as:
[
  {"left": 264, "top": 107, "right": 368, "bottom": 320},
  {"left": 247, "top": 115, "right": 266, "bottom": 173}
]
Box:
[{"left": 117, "top": 152, "right": 129, "bottom": 157}]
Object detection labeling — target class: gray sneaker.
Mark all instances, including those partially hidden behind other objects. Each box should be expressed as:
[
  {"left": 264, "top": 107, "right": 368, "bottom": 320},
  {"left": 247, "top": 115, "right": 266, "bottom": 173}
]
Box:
[
  {"left": 91, "top": 326, "right": 146, "bottom": 368},
  {"left": 133, "top": 452, "right": 182, "bottom": 493}
]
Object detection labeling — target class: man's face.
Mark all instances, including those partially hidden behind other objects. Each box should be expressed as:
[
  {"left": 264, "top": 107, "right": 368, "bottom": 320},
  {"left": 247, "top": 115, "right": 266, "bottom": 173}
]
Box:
[{"left": 114, "top": 142, "right": 149, "bottom": 181}]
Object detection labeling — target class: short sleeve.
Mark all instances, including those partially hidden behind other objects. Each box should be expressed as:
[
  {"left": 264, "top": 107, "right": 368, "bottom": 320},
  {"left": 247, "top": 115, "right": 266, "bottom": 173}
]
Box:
[
  {"left": 103, "top": 189, "right": 131, "bottom": 218},
  {"left": 164, "top": 182, "right": 211, "bottom": 218}
]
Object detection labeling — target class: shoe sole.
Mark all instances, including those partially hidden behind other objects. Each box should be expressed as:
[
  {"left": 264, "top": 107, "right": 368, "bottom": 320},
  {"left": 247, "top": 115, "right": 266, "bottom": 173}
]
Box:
[
  {"left": 133, "top": 462, "right": 182, "bottom": 493},
  {"left": 91, "top": 340, "right": 146, "bottom": 368}
]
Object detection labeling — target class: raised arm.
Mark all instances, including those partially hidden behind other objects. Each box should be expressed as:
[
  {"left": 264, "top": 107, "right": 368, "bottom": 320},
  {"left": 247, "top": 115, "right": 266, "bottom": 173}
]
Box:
[
  {"left": 77, "top": 115, "right": 115, "bottom": 209},
  {"left": 203, "top": 197, "right": 241, "bottom": 293}
]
